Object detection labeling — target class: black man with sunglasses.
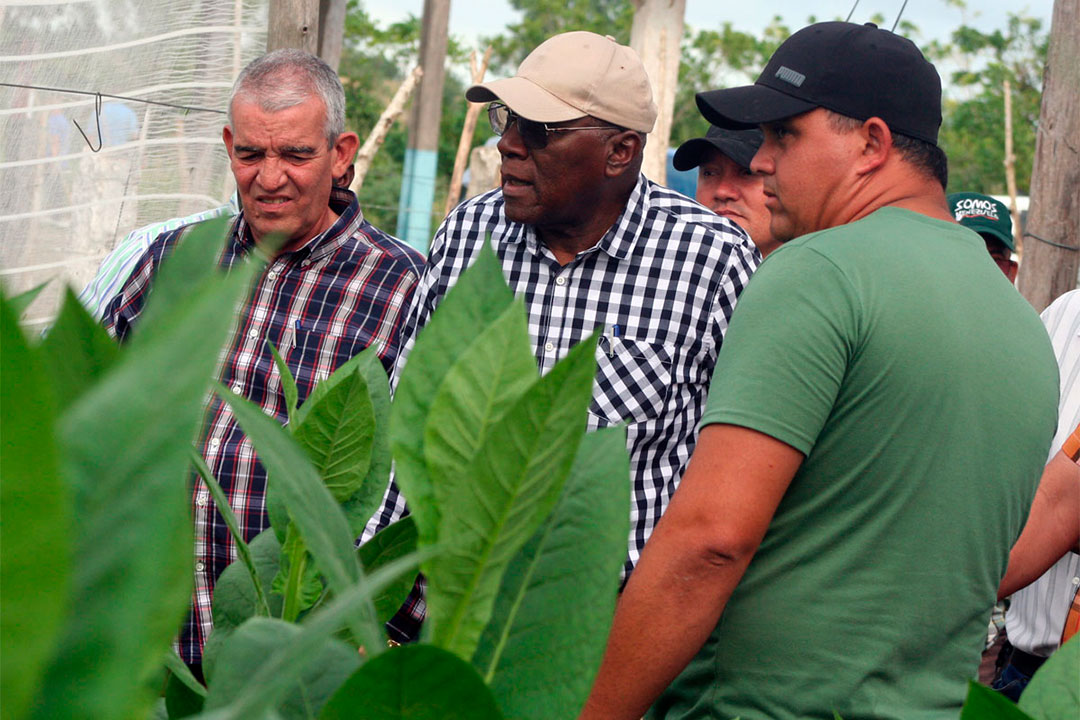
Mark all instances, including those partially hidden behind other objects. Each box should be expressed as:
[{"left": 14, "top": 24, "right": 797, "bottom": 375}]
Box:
[{"left": 363, "top": 31, "right": 760, "bottom": 643}]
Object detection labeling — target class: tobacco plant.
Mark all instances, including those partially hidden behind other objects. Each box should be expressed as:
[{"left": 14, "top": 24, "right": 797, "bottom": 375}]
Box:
[{"left": 2, "top": 230, "right": 632, "bottom": 720}]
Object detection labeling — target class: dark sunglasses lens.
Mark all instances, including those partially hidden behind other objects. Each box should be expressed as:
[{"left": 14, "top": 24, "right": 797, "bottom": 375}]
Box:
[
  {"left": 489, "top": 104, "right": 509, "bottom": 135},
  {"left": 515, "top": 117, "right": 549, "bottom": 149}
]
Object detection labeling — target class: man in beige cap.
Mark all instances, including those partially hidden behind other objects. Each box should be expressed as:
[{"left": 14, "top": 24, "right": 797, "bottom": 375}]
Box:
[{"left": 363, "top": 30, "right": 760, "bottom": 641}]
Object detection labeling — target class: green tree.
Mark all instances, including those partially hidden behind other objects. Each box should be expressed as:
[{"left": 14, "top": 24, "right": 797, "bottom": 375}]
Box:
[{"left": 935, "top": 11, "right": 1047, "bottom": 194}]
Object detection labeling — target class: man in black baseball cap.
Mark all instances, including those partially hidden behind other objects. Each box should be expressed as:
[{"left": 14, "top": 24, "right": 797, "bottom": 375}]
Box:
[
  {"left": 673, "top": 126, "right": 779, "bottom": 256},
  {"left": 582, "top": 21, "right": 1058, "bottom": 720}
]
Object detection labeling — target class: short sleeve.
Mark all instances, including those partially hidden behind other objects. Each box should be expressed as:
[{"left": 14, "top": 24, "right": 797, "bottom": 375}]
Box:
[{"left": 700, "top": 246, "right": 860, "bottom": 455}]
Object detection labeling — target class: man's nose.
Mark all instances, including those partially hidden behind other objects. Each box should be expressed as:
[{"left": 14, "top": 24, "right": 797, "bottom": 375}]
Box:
[
  {"left": 255, "top": 156, "right": 287, "bottom": 190},
  {"left": 497, "top": 121, "right": 528, "bottom": 160},
  {"left": 712, "top": 178, "right": 739, "bottom": 202},
  {"left": 749, "top": 146, "right": 772, "bottom": 175}
]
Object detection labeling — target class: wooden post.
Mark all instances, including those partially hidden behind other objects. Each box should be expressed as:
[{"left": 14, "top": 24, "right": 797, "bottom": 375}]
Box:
[
  {"left": 396, "top": 0, "right": 451, "bottom": 251},
  {"left": 1015, "top": 0, "right": 1080, "bottom": 311},
  {"left": 1003, "top": 78, "right": 1021, "bottom": 254},
  {"left": 350, "top": 67, "right": 424, "bottom": 194},
  {"left": 630, "top": 0, "right": 687, "bottom": 184},
  {"left": 267, "top": 0, "right": 320, "bottom": 54},
  {"left": 465, "top": 146, "right": 502, "bottom": 199},
  {"left": 444, "top": 46, "right": 493, "bottom": 216},
  {"left": 318, "top": 0, "right": 347, "bottom": 71}
]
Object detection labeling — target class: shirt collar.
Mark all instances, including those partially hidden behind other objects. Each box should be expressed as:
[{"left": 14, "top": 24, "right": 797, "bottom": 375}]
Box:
[
  {"left": 499, "top": 174, "right": 650, "bottom": 262},
  {"left": 233, "top": 186, "right": 362, "bottom": 261}
]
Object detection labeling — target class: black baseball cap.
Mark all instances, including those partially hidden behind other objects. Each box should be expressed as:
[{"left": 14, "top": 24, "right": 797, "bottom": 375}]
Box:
[
  {"left": 672, "top": 126, "right": 764, "bottom": 171},
  {"left": 696, "top": 22, "right": 942, "bottom": 146}
]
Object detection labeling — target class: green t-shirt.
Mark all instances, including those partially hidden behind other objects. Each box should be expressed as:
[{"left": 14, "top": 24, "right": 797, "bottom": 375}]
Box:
[{"left": 653, "top": 207, "right": 1058, "bottom": 720}]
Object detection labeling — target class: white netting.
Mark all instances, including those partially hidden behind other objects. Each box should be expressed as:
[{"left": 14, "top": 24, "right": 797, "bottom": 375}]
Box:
[{"left": 0, "top": 0, "right": 269, "bottom": 326}]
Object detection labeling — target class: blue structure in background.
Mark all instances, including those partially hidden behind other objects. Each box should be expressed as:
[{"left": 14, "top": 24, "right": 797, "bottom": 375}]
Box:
[
  {"left": 396, "top": 147, "right": 438, "bottom": 253},
  {"left": 665, "top": 148, "right": 697, "bottom": 200}
]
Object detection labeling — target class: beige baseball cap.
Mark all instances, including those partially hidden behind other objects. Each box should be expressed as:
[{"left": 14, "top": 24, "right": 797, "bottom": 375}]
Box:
[{"left": 466, "top": 31, "right": 657, "bottom": 133}]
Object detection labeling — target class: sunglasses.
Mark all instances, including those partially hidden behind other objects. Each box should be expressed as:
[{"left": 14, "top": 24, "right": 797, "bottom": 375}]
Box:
[{"left": 487, "top": 103, "right": 621, "bottom": 150}]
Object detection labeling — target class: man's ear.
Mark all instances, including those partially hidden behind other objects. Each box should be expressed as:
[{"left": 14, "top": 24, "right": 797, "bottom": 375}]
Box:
[
  {"left": 855, "top": 117, "right": 891, "bottom": 176},
  {"left": 332, "top": 132, "right": 361, "bottom": 179},
  {"left": 605, "top": 130, "right": 643, "bottom": 178},
  {"left": 223, "top": 125, "right": 234, "bottom": 158}
]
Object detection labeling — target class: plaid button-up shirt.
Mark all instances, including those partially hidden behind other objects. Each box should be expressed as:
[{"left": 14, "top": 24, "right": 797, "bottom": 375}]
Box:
[
  {"left": 363, "top": 175, "right": 759, "bottom": 638},
  {"left": 102, "top": 187, "right": 424, "bottom": 664}
]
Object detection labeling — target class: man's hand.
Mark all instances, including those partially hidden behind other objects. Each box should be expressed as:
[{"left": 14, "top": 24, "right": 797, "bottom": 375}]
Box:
[{"left": 579, "top": 424, "right": 803, "bottom": 720}]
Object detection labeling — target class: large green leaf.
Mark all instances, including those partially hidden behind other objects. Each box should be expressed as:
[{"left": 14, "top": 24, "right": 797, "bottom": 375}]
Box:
[
  {"left": 473, "top": 427, "right": 630, "bottom": 718},
  {"left": 293, "top": 368, "right": 375, "bottom": 501},
  {"left": 205, "top": 618, "right": 360, "bottom": 720},
  {"left": 211, "top": 530, "right": 284, "bottom": 635},
  {"left": 390, "top": 242, "right": 514, "bottom": 544},
  {"left": 424, "top": 333, "right": 599, "bottom": 660},
  {"left": 133, "top": 215, "right": 235, "bottom": 340},
  {"left": 422, "top": 298, "right": 537, "bottom": 504},
  {"left": 357, "top": 518, "right": 419, "bottom": 625},
  {"left": 319, "top": 644, "right": 502, "bottom": 720},
  {"left": 218, "top": 388, "right": 380, "bottom": 651},
  {"left": 37, "top": 287, "right": 120, "bottom": 411},
  {"left": 187, "top": 551, "right": 428, "bottom": 720},
  {"left": 31, "top": 224, "right": 259, "bottom": 720},
  {"left": 342, "top": 349, "right": 393, "bottom": 537},
  {"left": 1020, "top": 635, "right": 1079, "bottom": 720},
  {"left": 9, "top": 280, "right": 48, "bottom": 319},
  {"left": 0, "top": 293, "right": 70, "bottom": 720},
  {"left": 960, "top": 681, "right": 1035, "bottom": 719}
]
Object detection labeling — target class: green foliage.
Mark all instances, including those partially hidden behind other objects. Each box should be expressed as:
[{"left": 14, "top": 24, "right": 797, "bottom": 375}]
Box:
[
  {"left": 1020, "top": 635, "right": 1079, "bottom": 720},
  {"left": 319, "top": 645, "right": 502, "bottom": 720},
  {"left": 473, "top": 427, "right": 630, "bottom": 719},
  {"left": 961, "top": 682, "right": 1035, "bottom": 719},
  {"left": 0, "top": 292, "right": 69, "bottom": 720},
  {"left": 203, "top": 618, "right": 361, "bottom": 720},
  {"left": 390, "top": 243, "right": 515, "bottom": 545},
  {"left": 357, "top": 518, "right": 420, "bottom": 625},
  {"left": 3, "top": 222, "right": 630, "bottom": 719}
]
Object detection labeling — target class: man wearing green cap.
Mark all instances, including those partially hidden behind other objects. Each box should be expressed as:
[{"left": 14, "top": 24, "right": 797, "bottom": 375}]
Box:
[{"left": 949, "top": 191, "right": 1018, "bottom": 282}]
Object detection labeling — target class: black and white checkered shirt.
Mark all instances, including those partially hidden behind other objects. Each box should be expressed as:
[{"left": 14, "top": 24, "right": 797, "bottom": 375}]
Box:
[{"left": 363, "top": 174, "right": 759, "bottom": 635}]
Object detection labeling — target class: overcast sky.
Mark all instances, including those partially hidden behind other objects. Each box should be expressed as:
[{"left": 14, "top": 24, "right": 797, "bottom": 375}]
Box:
[{"left": 363, "top": 0, "right": 1054, "bottom": 50}]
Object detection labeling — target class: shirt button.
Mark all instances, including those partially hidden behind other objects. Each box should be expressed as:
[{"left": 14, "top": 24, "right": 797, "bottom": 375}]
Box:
[
  {"left": 1072, "top": 577, "right": 1079, "bottom": 585},
  {"left": 267, "top": 270, "right": 277, "bottom": 280},
  {"left": 248, "top": 329, "right": 258, "bottom": 339},
  {"left": 544, "top": 341, "right": 555, "bottom": 353},
  {"left": 301, "top": 259, "right": 311, "bottom": 267},
  {"left": 196, "top": 495, "right": 208, "bottom": 507},
  {"left": 195, "top": 561, "right": 206, "bottom": 573},
  {"left": 209, "top": 438, "right": 220, "bottom": 448},
  {"left": 555, "top": 275, "right": 567, "bottom": 286},
  {"left": 232, "top": 384, "right": 242, "bottom": 394}
]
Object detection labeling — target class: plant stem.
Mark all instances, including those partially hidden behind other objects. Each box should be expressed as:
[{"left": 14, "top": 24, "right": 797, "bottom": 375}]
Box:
[{"left": 281, "top": 527, "right": 309, "bottom": 623}]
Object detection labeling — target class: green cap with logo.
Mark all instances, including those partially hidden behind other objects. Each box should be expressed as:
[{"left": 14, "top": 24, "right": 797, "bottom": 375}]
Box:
[{"left": 948, "top": 192, "right": 1015, "bottom": 251}]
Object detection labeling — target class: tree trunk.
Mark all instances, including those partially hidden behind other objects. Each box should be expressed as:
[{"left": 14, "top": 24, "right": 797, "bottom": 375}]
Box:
[
  {"left": 445, "top": 47, "right": 493, "bottom": 216},
  {"left": 317, "top": 0, "right": 347, "bottom": 71},
  {"left": 629, "top": 0, "right": 686, "bottom": 184},
  {"left": 1016, "top": 0, "right": 1080, "bottom": 311},
  {"left": 1003, "top": 78, "right": 1021, "bottom": 254},
  {"left": 267, "top": 0, "right": 320, "bottom": 54}
]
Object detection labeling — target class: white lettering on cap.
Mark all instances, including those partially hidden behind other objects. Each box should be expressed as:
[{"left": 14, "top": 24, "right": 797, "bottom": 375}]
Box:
[
  {"left": 954, "top": 197, "right": 1000, "bottom": 221},
  {"left": 775, "top": 66, "right": 806, "bottom": 87}
]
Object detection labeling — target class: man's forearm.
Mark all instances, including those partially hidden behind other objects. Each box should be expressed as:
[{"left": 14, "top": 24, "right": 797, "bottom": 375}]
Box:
[
  {"left": 999, "top": 448, "right": 1080, "bottom": 599},
  {"left": 578, "top": 516, "right": 749, "bottom": 720},
  {"left": 579, "top": 424, "right": 803, "bottom": 719}
]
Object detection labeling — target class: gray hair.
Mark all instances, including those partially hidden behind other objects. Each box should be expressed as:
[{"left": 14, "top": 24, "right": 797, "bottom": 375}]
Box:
[{"left": 227, "top": 49, "right": 345, "bottom": 147}]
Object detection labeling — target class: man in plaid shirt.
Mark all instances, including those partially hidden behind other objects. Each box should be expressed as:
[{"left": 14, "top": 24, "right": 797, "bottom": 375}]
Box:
[
  {"left": 102, "top": 50, "right": 423, "bottom": 677},
  {"left": 363, "top": 31, "right": 760, "bottom": 641}
]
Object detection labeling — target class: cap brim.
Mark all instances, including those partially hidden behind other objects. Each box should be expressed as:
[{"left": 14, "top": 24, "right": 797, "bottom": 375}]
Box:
[
  {"left": 466, "top": 77, "right": 585, "bottom": 123},
  {"left": 672, "top": 138, "right": 717, "bottom": 171},
  {"left": 978, "top": 227, "right": 1016, "bottom": 252},
  {"left": 696, "top": 85, "right": 818, "bottom": 129}
]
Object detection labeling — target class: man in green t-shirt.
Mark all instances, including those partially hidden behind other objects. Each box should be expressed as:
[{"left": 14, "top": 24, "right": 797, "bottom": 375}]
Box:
[{"left": 581, "top": 22, "right": 1059, "bottom": 720}]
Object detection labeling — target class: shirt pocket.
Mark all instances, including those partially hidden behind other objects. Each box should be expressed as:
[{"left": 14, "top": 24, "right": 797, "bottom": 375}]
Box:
[{"left": 588, "top": 336, "right": 674, "bottom": 426}]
